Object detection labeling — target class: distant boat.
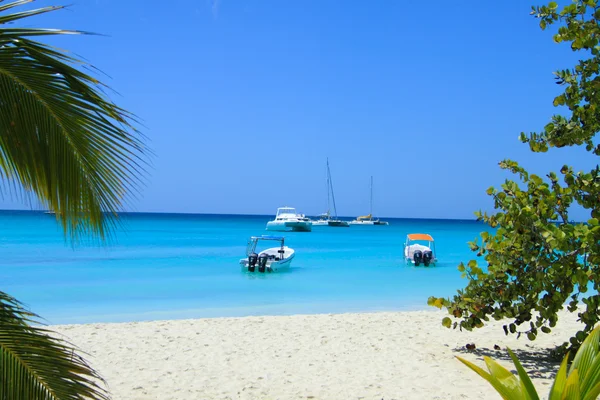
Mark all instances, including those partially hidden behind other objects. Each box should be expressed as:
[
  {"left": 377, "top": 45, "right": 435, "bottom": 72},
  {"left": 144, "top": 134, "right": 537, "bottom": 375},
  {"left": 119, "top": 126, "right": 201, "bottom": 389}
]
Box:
[
  {"left": 313, "top": 158, "right": 349, "bottom": 227},
  {"left": 266, "top": 207, "right": 312, "bottom": 232},
  {"left": 349, "top": 176, "right": 389, "bottom": 225}
]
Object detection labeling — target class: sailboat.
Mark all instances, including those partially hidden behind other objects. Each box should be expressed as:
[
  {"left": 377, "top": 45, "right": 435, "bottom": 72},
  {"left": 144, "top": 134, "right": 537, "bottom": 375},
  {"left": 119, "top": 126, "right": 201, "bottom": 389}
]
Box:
[
  {"left": 313, "top": 159, "right": 349, "bottom": 227},
  {"left": 349, "top": 176, "right": 389, "bottom": 225}
]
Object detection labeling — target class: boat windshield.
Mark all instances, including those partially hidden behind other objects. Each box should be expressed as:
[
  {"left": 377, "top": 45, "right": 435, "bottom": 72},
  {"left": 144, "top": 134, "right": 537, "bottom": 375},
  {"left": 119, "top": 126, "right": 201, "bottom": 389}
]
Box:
[
  {"left": 246, "top": 236, "right": 285, "bottom": 256},
  {"left": 277, "top": 207, "right": 297, "bottom": 216}
]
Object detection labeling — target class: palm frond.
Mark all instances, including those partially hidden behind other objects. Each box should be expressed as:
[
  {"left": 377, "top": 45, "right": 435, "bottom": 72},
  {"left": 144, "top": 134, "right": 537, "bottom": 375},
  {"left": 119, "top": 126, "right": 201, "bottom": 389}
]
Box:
[
  {"left": 0, "top": 2, "right": 147, "bottom": 243},
  {"left": 0, "top": 291, "right": 109, "bottom": 399}
]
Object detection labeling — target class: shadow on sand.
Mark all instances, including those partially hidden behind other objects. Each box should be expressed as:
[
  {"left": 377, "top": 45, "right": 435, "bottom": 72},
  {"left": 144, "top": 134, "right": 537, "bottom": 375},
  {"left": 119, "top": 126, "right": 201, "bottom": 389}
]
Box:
[{"left": 453, "top": 344, "right": 560, "bottom": 380}]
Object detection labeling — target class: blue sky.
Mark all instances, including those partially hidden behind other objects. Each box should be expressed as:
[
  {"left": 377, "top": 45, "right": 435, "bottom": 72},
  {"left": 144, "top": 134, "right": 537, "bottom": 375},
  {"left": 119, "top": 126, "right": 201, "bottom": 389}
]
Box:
[{"left": 0, "top": 0, "right": 597, "bottom": 219}]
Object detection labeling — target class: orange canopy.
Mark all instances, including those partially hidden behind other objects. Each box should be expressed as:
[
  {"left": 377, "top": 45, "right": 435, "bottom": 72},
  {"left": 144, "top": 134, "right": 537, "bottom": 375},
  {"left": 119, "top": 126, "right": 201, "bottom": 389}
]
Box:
[{"left": 407, "top": 233, "right": 434, "bottom": 241}]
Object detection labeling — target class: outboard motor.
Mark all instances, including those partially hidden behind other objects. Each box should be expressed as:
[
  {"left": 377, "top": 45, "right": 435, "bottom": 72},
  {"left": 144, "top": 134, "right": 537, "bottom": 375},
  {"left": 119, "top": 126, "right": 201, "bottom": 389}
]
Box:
[
  {"left": 248, "top": 253, "right": 258, "bottom": 272},
  {"left": 258, "top": 253, "right": 268, "bottom": 273},
  {"left": 423, "top": 250, "right": 433, "bottom": 266},
  {"left": 413, "top": 250, "right": 423, "bottom": 266}
]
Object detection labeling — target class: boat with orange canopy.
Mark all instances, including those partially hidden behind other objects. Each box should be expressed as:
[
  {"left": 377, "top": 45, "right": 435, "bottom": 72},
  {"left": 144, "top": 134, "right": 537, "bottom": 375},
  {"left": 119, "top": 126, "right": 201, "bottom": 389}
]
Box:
[{"left": 404, "top": 233, "right": 437, "bottom": 266}]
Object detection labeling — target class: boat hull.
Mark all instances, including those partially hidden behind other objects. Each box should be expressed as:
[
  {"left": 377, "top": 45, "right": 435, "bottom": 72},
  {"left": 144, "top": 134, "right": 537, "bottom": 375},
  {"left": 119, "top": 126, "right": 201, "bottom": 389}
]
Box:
[
  {"left": 311, "top": 220, "right": 329, "bottom": 226},
  {"left": 266, "top": 221, "right": 312, "bottom": 232},
  {"left": 349, "top": 220, "right": 388, "bottom": 226},
  {"left": 328, "top": 220, "right": 349, "bottom": 227},
  {"left": 404, "top": 244, "right": 436, "bottom": 266},
  {"left": 240, "top": 248, "right": 295, "bottom": 272},
  {"left": 349, "top": 220, "right": 375, "bottom": 225}
]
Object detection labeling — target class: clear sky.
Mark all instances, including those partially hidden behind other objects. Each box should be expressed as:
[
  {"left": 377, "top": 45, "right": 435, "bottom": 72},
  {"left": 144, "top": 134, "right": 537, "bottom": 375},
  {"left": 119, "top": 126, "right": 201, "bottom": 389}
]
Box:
[{"left": 0, "top": 0, "right": 597, "bottom": 220}]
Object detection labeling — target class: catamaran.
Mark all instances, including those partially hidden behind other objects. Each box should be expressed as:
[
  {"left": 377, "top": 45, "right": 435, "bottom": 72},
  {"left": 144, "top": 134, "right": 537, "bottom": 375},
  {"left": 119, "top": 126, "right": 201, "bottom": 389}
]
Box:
[
  {"left": 312, "top": 158, "right": 349, "bottom": 227},
  {"left": 349, "top": 176, "right": 389, "bottom": 225},
  {"left": 266, "top": 207, "right": 312, "bottom": 232}
]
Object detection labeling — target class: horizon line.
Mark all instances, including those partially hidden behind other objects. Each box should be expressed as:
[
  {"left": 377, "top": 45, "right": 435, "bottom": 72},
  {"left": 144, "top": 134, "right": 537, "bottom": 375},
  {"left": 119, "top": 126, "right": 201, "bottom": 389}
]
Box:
[{"left": 0, "top": 208, "right": 480, "bottom": 222}]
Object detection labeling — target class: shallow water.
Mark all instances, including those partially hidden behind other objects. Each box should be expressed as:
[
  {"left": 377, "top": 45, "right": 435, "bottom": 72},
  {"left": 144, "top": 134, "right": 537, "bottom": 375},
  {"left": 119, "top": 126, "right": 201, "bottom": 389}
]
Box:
[{"left": 0, "top": 211, "right": 487, "bottom": 324}]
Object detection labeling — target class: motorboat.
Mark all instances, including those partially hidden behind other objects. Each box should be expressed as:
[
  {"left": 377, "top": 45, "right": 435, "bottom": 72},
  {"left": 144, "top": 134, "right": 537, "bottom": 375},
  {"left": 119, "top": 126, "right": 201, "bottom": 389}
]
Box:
[
  {"left": 266, "top": 207, "right": 312, "bottom": 232},
  {"left": 349, "top": 176, "right": 389, "bottom": 225},
  {"left": 240, "top": 235, "right": 295, "bottom": 272},
  {"left": 313, "top": 158, "right": 349, "bottom": 227},
  {"left": 404, "top": 233, "right": 437, "bottom": 266}
]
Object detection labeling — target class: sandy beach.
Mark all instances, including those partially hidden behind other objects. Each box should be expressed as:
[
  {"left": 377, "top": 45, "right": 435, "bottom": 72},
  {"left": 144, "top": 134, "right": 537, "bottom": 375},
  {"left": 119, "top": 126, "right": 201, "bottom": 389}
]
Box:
[{"left": 52, "top": 309, "right": 585, "bottom": 400}]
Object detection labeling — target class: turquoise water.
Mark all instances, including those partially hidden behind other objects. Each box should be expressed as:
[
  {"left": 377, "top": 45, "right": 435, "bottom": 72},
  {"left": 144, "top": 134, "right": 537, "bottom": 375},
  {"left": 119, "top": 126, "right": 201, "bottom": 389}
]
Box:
[{"left": 0, "top": 211, "right": 488, "bottom": 324}]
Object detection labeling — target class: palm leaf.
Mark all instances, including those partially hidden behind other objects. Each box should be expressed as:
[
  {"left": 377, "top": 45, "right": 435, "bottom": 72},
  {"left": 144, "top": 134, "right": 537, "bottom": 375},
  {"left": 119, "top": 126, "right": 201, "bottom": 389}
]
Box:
[
  {"left": 583, "top": 381, "right": 600, "bottom": 400},
  {"left": 548, "top": 354, "right": 570, "bottom": 400},
  {"left": 0, "top": 291, "right": 109, "bottom": 399},
  {"left": 0, "top": 2, "right": 147, "bottom": 399},
  {"left": 460, "top": 326, "right": 600, "bottom": 399},
  {"left": 572, "top": 327, "right": 600, "bottom": 393},
  {"left": 456, "top": 356, "right": 522, "bottom": 399},
  {"left": 561, "top": 369, "right": 581, "bottom": 400},
  {"left": 507, "top": 348, "right": 539, "bottom": 400},
  {"left": 483, "top": 356, "right": 525, "bottom": 399},
  {"left": 0, "top": 1, "right": 147, "bottom": 243}
]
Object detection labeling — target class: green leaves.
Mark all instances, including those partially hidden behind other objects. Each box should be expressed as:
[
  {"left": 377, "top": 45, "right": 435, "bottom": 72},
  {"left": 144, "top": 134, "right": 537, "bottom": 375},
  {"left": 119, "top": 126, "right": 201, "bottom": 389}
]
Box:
[
  {"left": 0, "top": 291, "right": 108, "bottom": 400},
  {"left": 0, "top": 1, "right": 147, "bottom": 243},
  {"left": 430, "top": 0, "right": 600, "bottom": 353},
  {"left": 0, "top": 2, "right": 148, "bottom": 399},
  {"left": 457, "top": 355, "right": 531, "bottom": 399},
  {"left": 459, "top": 325, "right": 600, "bottom": 400}
]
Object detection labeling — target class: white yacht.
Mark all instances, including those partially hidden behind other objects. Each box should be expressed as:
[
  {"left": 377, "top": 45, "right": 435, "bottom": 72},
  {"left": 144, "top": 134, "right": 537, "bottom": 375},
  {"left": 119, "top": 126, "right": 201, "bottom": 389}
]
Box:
[{"left": 266, "top": 207, "right": 312, "bottom": 232}]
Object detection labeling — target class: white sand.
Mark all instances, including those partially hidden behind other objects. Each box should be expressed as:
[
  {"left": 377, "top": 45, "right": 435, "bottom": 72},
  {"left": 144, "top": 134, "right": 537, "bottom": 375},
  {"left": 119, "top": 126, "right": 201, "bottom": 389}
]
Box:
[{"left": 52, "top": 310, "right": 586, "bottom": 400}]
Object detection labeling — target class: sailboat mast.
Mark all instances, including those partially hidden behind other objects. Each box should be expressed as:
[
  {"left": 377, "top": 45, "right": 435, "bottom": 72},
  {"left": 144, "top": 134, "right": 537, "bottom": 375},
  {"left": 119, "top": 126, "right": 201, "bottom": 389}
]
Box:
[
  {"left": 326, "top": 158, "right": 330, "bottom": 215},
  {"left": 370, "top": 176, "right": 373, "bottom": 217},
  {"left": 329, "top": 160, "right": 338, "bottom": 218}
]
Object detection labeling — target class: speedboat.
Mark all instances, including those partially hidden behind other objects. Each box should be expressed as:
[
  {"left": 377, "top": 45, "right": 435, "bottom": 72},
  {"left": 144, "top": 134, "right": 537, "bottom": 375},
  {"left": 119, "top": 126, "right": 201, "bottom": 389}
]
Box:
[
  {"left": 348, "top": 176, "right": 389, "bottom": 226},
  {"left": 240, "top": 235, "right": 295, "bottom": 272},
  {"left": 404, "top": 233, "right": 437, "bottom": 266},
  {"left": 266, "top": 207, "right": 312, "bottom": 232}
]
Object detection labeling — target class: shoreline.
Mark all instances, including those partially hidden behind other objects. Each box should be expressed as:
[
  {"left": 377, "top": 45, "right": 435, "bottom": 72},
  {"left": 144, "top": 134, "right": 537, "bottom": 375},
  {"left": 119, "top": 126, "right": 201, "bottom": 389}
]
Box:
[{"left": 52, "top": 309, "right": 585, "bottom": 400}]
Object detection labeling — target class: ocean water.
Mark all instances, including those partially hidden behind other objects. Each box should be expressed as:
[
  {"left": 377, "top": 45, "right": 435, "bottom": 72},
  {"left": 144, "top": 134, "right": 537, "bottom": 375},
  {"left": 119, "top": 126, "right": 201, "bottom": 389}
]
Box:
[{"left": 0, "top": 211, "right": 489, "bottom": 324}]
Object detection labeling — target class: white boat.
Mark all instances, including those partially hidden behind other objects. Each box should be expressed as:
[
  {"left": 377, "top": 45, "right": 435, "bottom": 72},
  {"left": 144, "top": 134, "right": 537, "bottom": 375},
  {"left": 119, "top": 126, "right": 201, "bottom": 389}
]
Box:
[
  {"left": 266, "top": 207, "right": 312, "bottom": 232},
  {"left": 240, "top": 235, "right": 295, "bottom": 272},
  {"left": 404, "top": 233, "right": 437, "bottom": 266},
  {"left": 312, "top": 158, "right": 349, "bottom": 227},
  {"left": 311, "top": 212, "right": 331, "bottom": 226},
  {"left": 349, "top": 176, "right": 389, "bottom": 225}
]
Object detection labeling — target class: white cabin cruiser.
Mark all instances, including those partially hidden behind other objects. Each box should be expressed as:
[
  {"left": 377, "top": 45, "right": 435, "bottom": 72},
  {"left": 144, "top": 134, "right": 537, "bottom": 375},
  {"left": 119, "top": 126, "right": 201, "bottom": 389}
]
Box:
[
  {"left": 266, "top": 207, "right": 312, "bottom": 232},
  {"left": 404, "top": 233, "right": 437, "bottom": 266},
  {"left": 240, "top": 235, "right": 295, "bottom": 272}
]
